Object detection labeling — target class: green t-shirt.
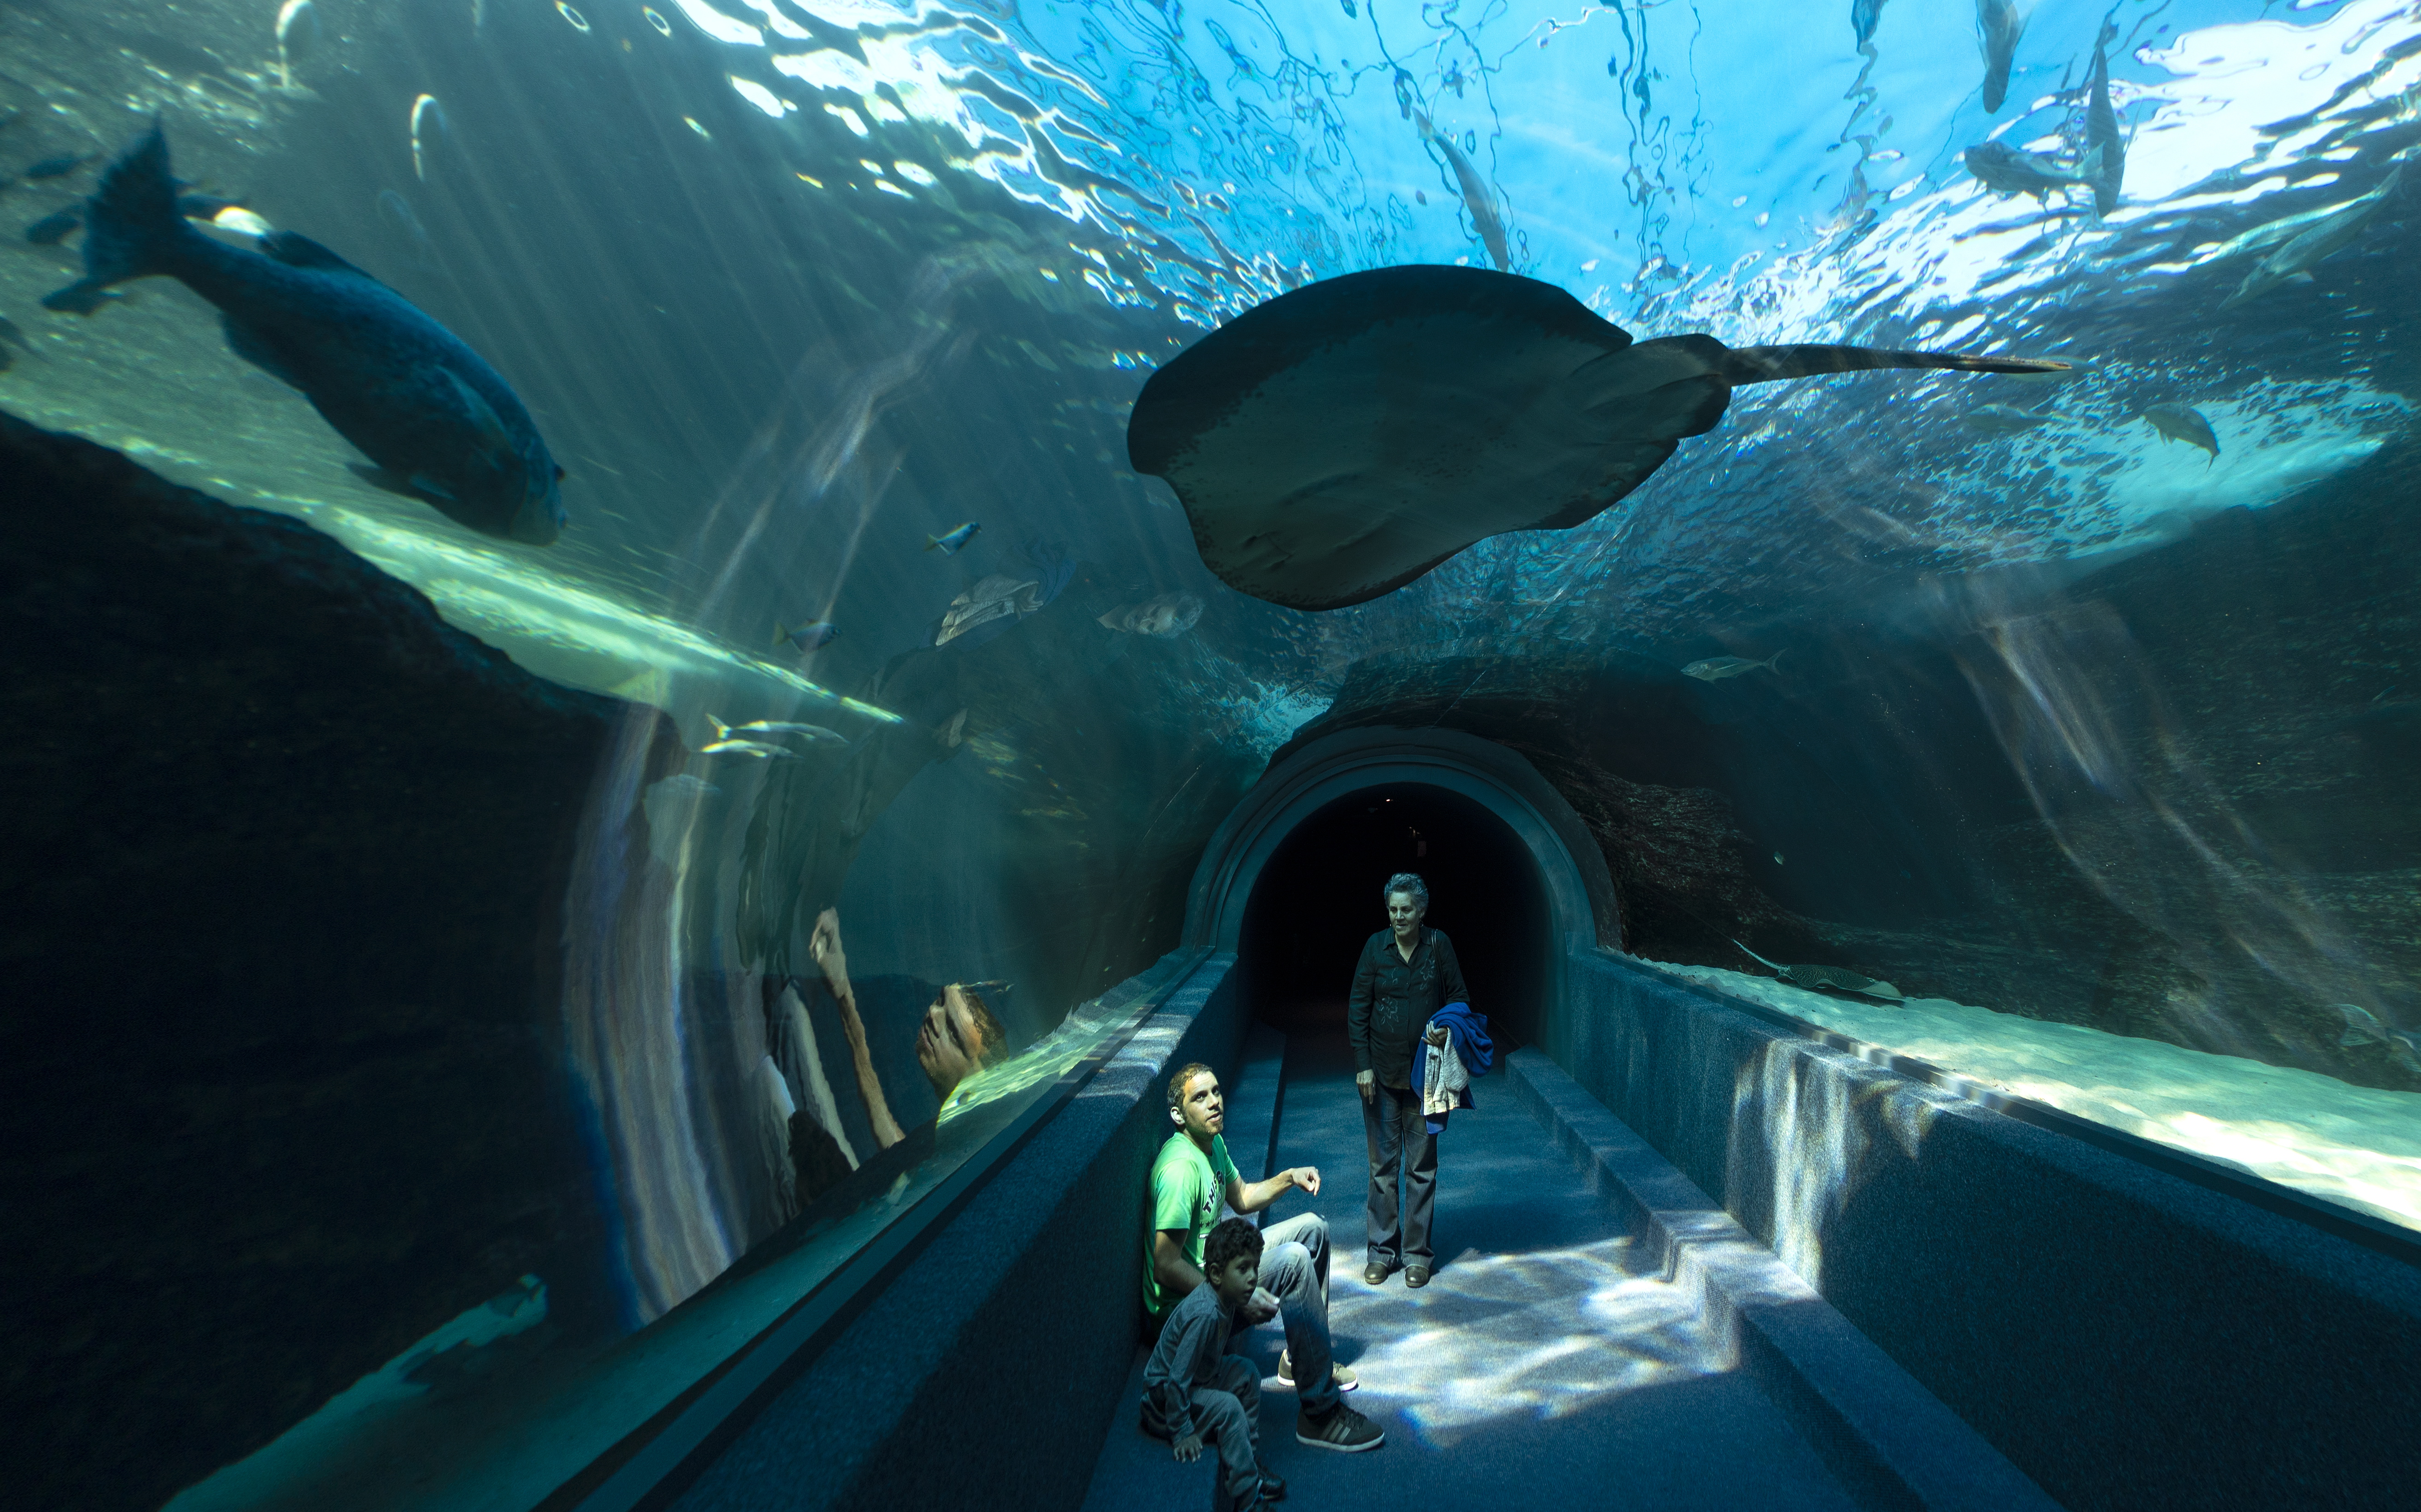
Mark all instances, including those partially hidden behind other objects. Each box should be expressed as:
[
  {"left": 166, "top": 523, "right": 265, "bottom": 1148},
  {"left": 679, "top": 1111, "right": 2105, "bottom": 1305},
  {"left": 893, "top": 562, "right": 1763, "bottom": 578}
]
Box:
[{"left": 1142, "top": 1130, "right": 1239, "bottom": 1319}]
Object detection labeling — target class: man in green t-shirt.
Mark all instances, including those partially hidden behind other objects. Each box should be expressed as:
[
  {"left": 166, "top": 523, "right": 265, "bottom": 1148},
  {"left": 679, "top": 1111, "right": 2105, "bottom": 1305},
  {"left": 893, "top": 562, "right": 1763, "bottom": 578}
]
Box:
[{"left": 1145, "top": 1063, "right": 1385, "bottom": 1453}]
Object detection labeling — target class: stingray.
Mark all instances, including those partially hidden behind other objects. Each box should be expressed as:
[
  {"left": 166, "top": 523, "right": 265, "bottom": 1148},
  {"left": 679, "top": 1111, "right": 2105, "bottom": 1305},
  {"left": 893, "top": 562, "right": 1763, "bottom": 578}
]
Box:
[{"left": 1126, "top": 265, "right": 2067, "bottom": 611}]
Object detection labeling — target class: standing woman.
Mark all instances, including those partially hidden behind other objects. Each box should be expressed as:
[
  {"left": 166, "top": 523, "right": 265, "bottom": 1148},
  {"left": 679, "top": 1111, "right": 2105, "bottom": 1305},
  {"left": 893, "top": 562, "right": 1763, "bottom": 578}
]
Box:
[{"left": 1347, "top": 873, "right": 1469, "bottom": 1288}]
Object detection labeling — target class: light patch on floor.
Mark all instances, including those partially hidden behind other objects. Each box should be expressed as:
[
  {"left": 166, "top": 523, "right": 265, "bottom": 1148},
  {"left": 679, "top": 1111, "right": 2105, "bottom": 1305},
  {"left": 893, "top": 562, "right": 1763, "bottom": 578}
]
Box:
[
  {"left": 1325, "top": 1237, "right": 1728, "bottom": 1443},
  {"left": 1647, "top": 960, "right": 2421, "bottom": 1235}
]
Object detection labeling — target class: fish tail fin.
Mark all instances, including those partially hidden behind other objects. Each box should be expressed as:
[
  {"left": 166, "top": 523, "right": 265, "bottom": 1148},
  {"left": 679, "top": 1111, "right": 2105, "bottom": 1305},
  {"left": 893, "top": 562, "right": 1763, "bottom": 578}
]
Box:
[
  {"left": 42, "top": 120, "right": 189, "bottom": 314},
  {"left": 1726, "top": 344, "right": 2072, "bottom": 383},
  {"left": 708, "top": 714, "right": 731, "bottom": 741},
  {"left": 771, "top": 622, "right": 791, "bottom": 649},
  {"left": 1766, "top": 649, "right": 1786, "bottom": 672}
]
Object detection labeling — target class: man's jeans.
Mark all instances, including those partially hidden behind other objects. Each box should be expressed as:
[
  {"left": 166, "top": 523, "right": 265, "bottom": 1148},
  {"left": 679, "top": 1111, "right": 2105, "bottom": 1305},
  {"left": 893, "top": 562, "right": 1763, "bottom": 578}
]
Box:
[
  {"left": 1363, "top": 1079, "right": 1436, "bottom": 1268},
  {"left": 1257, "top": 1211, "right": 1341, "bottom": 1417}
]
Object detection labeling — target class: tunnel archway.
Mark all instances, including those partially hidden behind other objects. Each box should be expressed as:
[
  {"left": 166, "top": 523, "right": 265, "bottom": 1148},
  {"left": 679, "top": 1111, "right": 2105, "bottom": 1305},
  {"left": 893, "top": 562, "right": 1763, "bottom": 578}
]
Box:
[
  {"left": 1238, "top": 783, "right": 1552, "bottom": 1043},
  {"left": 1185, "top": 726, "right": 1617, "bottom": 1048}
]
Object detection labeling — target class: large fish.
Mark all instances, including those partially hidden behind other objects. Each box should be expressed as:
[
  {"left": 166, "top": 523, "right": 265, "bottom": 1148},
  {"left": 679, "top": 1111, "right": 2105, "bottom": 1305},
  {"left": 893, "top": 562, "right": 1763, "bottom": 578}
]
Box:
[
  {"left": 1966, "top": 139, "right": 2095, "bottom": 201},
  {"left": 44, "top": 122, "right": 565, "bottom": 543},
  {"left": 1415, "top": 112, "right": 1509, "bottom": 272},
  {"left": 2220, "top": 166, "right": 2403, "bottom": 308},
  {"left": 2141, "top": 402, "right": 2218, "bottom": 460},
  {"left": 1976, "top": 0, "right": 2025, "bottom": 112},
  {"left": 2084, "top": 24, "right": 2124, "bottom": 215},
  {"left": 1852, "top": 0, "right": 1888, "bottom": 47}
]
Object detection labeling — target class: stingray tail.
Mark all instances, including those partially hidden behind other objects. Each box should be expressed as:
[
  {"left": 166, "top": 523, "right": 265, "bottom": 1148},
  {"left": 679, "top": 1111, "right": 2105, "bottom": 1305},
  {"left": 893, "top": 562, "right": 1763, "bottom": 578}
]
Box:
[{"left": 1725, "top": 344, "right": 2070, "bottom": 382}]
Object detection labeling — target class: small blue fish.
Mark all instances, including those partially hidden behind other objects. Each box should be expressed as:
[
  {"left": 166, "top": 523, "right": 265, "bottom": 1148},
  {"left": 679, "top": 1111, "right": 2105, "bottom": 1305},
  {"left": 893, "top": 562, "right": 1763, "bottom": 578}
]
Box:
[
  {"left": 375, "top": 189, "right": 438, "bottom": 272},
  {"left": 22, "top": 153, "right": 89, "bottom": 180},
  {"left": 45, "top": 122, "right": 565, "bottom": 544},
  {"left": 24, "top": 207, "right": 81, "bottom": 245},
  {"left": 925, "top": 521, "right": 981, "bottom": 555},
  {"left": 773, "top": 618, "right": 839, "bottom": 652},
  {"left": 1683, "top": 650, "right": 1785, "bottom": 681}
]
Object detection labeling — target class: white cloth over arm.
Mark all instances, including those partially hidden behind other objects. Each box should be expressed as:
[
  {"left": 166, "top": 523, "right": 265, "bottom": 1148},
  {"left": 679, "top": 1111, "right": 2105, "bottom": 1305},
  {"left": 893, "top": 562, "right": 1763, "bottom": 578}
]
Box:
[{"left": 1421, "top": 1035, "right": 1468, "bottom": 1118}]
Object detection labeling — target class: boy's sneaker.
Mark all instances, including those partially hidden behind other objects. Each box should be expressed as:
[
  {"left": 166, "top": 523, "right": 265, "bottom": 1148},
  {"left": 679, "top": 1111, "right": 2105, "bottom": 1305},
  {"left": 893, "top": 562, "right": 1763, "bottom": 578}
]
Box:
[
  {"left": 1276, "top": 1349, "right": 1358, "bottom": 1390},
  {"left": 1296, "top": 1402, "right": 1385, "bottom": 1453}
]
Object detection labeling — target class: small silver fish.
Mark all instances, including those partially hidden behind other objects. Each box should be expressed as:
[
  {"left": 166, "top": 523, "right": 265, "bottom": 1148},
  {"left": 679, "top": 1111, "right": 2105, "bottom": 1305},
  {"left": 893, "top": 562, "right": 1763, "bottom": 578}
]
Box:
[
  {"left": 773, "top": 618, "right": 839, "bottom": 652},
  {"left": 735, "top": 720, "right": 846, "bottom": 742},
  {"left": 1964, "top": 402, "right": 2055, "bottom": 435},
  {"left": 926, "top": 521, "right": 981, "bottom": 555},
  {"left": 699, "top": 738, "right": 796, "bottom": 759},
  {"left": 651, "top": 773, "right": 720, "bottom": 800},
  {"left": 1683, "top": 650, "right": 1784, "bottom": 681},
  {"left": 410, "top": 94, "right": 446, "bottom": 183},
  {"left": 1097, "top": 590, "right": 1204, "bottom": 638},
  {"left": 2142, "top": 402, "right": 2219, "bottom": 461}
]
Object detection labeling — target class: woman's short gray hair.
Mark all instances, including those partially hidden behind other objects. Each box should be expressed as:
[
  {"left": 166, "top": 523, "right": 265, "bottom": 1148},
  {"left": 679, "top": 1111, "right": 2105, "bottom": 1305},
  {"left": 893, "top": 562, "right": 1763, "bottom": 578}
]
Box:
[{"left": 1382, "top": 872, "right": 1429, "bottom": 909}]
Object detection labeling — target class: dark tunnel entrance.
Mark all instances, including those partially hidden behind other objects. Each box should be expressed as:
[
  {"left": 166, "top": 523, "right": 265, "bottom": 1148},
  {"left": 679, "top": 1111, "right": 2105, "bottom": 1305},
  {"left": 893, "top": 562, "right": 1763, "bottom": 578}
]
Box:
[{"left": 1238, "top": 782, "right": 1551, "bottom": 1049}]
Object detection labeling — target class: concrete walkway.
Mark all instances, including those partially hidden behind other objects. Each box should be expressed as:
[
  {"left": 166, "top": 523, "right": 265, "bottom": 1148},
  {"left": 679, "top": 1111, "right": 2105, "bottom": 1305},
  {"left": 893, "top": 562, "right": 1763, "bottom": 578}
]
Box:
[{"left": 1079, "top": 1031, "right": 1861, "bottom": 1511}]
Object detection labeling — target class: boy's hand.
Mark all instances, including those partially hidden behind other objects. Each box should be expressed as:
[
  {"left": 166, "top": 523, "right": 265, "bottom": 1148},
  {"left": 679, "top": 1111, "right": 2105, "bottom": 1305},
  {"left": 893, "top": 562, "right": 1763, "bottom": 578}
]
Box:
[
  {"left": 1239, "top": 1286, "right": 1280, "bottom": 1325},
  {"left": 1172, "top": 1431, "right": 1203, "bottom": 1463}
]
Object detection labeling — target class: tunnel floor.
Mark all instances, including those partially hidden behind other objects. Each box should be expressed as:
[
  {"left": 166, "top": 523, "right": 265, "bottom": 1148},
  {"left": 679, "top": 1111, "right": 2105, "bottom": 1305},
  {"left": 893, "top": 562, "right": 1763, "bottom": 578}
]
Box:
[{"left": 1078, "top": 1027, "right": 1861, "bottom": 1511}]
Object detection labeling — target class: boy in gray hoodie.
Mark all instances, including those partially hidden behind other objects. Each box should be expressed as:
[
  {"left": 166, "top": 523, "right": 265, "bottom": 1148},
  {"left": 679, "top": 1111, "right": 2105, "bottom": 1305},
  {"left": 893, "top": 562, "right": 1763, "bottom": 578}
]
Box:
[{"left": 1142, "top": 1217, "right": 1286, "bottom": 1509}]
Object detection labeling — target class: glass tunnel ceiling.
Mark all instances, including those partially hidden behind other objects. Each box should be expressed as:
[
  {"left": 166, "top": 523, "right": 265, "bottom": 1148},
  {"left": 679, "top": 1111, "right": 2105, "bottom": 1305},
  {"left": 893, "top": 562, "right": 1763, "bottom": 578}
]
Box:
[
  {"left": 666, "top": 0, "right": 2416, "bottom": 631},
  {"left": 9, "top": 0, "right": 2419, "bottom": 678}
]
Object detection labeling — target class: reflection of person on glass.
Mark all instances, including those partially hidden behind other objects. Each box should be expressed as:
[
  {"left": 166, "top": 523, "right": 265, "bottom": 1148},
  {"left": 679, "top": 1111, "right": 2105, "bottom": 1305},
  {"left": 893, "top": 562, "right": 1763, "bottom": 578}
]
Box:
[
  {"left": 809, "top": 907, "right": 1005, "bottom": 1149},
  {"left": 1349, "top": 873, "right": 1468, "bottom": 1289},
  {"left": 1148, "top": 1064, "right": 1385, "bottom": 1454}
]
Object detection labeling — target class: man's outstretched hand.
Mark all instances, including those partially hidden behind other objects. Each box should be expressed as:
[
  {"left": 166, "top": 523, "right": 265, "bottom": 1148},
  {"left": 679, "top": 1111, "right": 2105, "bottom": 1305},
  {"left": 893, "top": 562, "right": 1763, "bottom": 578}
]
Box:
[{"left": 1285, "top": 1165, "right": 1321, "bottom": 1197}]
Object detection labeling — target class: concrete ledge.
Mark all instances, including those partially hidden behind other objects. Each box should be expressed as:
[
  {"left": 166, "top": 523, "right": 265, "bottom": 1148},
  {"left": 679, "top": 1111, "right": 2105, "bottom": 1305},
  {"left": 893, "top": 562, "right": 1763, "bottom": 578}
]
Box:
[
  {"left": 1545, "top": 947, "right": 2421, "bottom": 1512},
  {"left": 665, "top": 951, "right": 1249, "bottom": 1512},
  {"left": 1505, "top": 1049, "right": 2059, "bottom": 1512}
]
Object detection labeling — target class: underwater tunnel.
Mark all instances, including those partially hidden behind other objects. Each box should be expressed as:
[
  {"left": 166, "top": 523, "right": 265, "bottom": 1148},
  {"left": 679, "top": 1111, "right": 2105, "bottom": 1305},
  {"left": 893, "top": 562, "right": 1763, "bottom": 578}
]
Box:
[
  {"left": 10, "top": 1, "right": 2421, "bottom": 1509},
  {"left": 1211, "top": 727, "right": 1610, "bottom": 1051}
]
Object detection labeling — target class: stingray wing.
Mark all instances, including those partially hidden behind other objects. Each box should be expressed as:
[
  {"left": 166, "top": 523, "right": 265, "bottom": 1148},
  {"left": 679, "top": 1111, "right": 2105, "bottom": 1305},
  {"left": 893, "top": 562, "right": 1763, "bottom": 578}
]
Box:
[
  {"left": 1131, "top": 266, "right": 1644, "bottom": 610},
  {"left": 1130, "top": 266, "right": 2071, "bottom": 611}
]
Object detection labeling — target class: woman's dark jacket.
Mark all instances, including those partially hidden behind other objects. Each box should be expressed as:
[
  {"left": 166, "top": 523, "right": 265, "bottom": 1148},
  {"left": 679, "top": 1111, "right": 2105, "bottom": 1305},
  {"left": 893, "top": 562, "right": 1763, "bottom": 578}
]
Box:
[{"left": 1348, "top": 926, "right": 1470, "bottom": 1089}]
